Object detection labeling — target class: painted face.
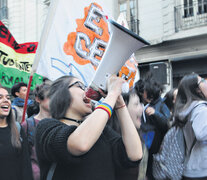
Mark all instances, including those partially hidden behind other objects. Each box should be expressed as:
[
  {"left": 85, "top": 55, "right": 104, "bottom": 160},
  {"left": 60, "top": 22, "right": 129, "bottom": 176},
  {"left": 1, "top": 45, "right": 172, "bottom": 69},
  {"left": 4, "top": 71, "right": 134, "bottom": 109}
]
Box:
[
  {"left": 0, "top": 88, "right": 11, "bottom": 119},
  {"left": 16, "top": 86, "right": 27, "bottom": 100},
  {"left": 68, "top": 78, "right": 92, "bottom": 119},
  {"left": 127, "top": 94, "right": 143, "bottom": 129},
  {"left": 198, "top": 76, "right": 207, "bottom": 98}
]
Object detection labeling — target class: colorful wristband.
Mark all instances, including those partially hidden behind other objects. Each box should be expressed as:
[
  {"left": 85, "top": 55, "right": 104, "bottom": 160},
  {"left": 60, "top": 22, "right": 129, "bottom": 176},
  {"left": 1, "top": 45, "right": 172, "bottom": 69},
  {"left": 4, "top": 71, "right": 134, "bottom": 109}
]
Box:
[
  {"left": 95, "top": 103, "right": 113, "bottom": 118},
  {"left": 101, "top": 103, "right": 113, "bottom": 113}
]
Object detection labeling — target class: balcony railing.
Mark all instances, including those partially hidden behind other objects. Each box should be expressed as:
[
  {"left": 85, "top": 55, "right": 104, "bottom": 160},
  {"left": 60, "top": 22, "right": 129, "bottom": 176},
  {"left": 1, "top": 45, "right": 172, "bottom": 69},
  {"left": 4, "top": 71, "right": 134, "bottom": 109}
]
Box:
[
  {"left": 0, "top": 6, "right": 8, "bottom": 20},
  {"left": 175, "top": 1, "right": 207, "bottom": 32},
  {"left": 128, "top": 19, "right": 140, "bottom": 35}
]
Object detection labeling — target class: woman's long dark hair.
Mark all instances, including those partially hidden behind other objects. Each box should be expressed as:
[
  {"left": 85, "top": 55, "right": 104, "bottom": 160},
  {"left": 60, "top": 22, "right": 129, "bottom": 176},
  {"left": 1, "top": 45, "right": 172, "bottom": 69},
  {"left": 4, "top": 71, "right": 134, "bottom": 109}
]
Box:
[
  {"left": 173, "top": 73, "right": 206, "bottom": 126},
  {"left": 0, "top": 86, "right": 21, "bottom": 149},
  {"left": 164, "top": 88, "right": 177, "bottom": 112},
  {"left": 48, "top": 75, "right": 74, "bottom": 119}
]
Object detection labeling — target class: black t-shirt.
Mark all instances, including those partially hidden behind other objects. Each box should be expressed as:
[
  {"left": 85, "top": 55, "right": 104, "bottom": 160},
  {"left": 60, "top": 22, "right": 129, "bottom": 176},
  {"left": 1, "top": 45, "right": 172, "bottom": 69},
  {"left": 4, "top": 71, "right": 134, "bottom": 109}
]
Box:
[{"left": 0, "top": 126, "right": 33, "bottom": 180}]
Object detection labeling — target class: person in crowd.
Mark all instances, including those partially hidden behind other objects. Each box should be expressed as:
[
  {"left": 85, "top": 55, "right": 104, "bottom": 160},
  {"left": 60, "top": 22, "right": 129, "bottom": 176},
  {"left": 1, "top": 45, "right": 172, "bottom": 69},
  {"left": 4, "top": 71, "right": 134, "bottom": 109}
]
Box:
[
  {"left": 173, "top": 73, "right": 207, "bottom": 180},
  {"left": 139, "top": 77, "right": 170, "bottom": 180},
  {"left": 11, "top": 82, "right": 33, "bottom": 123},
  {"left": 22, "top": 83, "right": 51, "bottom": 180},
  {"left": 35, "top": 75, "right": 143, "bottom": 180},
  {"left": 108, "top": 88, "right": 148, "bottom": 180},
  {"left": 0, "top": 85, "right": 33, "bottom": 180},
  {"left": 26, "top": 77, "right": 51, "bottom": 118},
  {"left": 164, "top": 88, "right": 178, "bottom": 115}
]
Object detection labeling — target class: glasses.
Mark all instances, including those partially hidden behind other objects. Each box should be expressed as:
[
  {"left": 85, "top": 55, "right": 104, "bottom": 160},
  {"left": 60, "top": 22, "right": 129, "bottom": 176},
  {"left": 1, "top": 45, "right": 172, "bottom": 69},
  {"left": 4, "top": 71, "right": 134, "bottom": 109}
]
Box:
[
  {"left": 198, "top": 78, "right": 206, "bottom": 86},
  {"left": 68, "top": 81, "right": 87, "bottom": 91}
]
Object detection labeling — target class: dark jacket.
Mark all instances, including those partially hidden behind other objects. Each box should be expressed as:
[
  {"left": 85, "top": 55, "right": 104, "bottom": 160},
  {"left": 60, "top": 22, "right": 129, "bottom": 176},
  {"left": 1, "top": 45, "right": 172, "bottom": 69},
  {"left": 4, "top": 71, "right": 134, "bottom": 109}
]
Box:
[{"left": 141, "top": 97, "right": 170, "bottom": 180}]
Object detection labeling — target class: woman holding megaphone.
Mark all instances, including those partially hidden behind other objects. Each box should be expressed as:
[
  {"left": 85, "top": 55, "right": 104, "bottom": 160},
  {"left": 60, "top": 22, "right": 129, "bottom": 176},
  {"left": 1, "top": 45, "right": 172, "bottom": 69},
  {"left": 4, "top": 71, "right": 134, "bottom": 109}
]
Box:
[{"left": 35, "top": 74, "right": 142, "bottom": 180}]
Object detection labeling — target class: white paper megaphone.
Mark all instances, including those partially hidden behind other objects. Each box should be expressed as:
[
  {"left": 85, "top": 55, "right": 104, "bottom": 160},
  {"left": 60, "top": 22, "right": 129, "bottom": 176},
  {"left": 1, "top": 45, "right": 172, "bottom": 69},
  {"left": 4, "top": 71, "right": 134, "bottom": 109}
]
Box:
[{"left": 86, "top": 19, "right": 149, "bottom": 101}]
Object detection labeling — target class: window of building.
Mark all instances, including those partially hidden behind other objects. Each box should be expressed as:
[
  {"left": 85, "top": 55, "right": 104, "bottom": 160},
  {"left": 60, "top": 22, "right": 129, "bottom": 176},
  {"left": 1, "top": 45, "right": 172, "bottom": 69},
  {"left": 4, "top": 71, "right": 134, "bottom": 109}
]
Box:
[
  {"left": 184, "top": 0, "right": 194, "bottom": 17},
  {"left": 130, "top": 0, "right": 137, "bottom": 33},
  {"left": 0, "top": 0, "right": 7, "bottom": 7},
  {"left": 119, "top": 0, "right": 139, "bottom": 34},
  {"left": 130, "top": 0, "right": 135, "bottom": 20},
  {"left": 0, "top": 0, "right": 8, "bottom": 20},
  {"left": 198, "top": 0, "right": 207, "bottom": 14},
  {"left": 120, "top": 2, "right": 127, "bottom": 17}
]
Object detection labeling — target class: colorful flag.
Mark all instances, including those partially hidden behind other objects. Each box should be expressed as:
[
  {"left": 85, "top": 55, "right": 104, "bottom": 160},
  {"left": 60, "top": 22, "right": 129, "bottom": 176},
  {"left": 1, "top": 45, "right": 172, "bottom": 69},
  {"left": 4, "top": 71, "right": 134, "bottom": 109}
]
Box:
[{"left": 0, "top": 21, "right": 42, "bottom": 89}]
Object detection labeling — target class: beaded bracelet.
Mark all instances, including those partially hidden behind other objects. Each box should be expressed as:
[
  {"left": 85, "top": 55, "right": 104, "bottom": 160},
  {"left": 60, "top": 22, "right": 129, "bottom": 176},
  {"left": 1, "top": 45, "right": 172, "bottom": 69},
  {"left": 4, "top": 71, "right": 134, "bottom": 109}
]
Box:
[
  {"left": 95, "top": 103, "right": 113, "bottom": 118},
  {"left": 115, "top": 104, "right": 126, "bottom": 110}
]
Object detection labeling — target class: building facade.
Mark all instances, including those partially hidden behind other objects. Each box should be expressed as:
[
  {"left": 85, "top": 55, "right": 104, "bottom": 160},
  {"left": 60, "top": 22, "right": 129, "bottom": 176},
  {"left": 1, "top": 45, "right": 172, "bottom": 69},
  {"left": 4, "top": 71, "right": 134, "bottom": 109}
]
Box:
[
  {"left": 135, "top": 0, "right": 207, "bottom": 90},
  {"left": 0, "top": 0, "right": 49, "bottom": 43},
  {"left": 116, "top": 0, "right": 207, "bottom": 91}
]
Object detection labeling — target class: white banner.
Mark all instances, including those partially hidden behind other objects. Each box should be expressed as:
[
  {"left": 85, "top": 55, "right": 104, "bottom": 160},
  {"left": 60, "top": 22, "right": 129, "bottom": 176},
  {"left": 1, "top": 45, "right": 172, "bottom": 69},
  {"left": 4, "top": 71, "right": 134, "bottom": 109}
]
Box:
[
  {"left": 33, "top": 0, "right": 148, "bottom": 88},
  {"left": 33, "top": 0, "right": 114, "bottom": 86}
]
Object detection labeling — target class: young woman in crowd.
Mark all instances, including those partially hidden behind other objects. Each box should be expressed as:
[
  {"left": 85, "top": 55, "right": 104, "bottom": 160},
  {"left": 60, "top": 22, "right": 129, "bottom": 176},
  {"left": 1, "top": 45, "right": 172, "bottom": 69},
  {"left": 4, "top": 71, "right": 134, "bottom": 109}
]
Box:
[
  {"left": 35, "top": 75, "right": 143, "bottom": 180},
  {"left": 108, "top": 89, "right": 148, "bottom": 180},
  {"left": 0, "top": 85, "right": 33, "bottom": 180},
  {"left": 138, "top": 77, "right": 170, "bottom": 180},
  {"left": 173, "top": 73, "right": 207, "bottom": 180},
  {"left": 22, "top": 82, "right": 51, "bottom": 180}
]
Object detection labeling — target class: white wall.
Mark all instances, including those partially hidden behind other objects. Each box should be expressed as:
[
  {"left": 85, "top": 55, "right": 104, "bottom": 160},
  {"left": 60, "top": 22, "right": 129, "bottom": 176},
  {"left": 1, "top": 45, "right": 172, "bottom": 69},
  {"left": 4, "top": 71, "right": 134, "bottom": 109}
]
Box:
[
  {"left": 138, "top": 0, "right": 207, "bottom": 44},
  {"left": 8, "top": 0, "right": 48, "bottom": 43},
  {"left": 138, "top": 0, "right": 164, "bottom": 44},
  {"left": 162, "top": 0, "right": 176, "bottom": 39}
]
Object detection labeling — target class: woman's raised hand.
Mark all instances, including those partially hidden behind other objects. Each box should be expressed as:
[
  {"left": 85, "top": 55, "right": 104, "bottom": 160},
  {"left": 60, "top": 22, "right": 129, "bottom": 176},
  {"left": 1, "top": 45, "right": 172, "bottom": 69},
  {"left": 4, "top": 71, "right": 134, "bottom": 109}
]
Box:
[{"left": 107, "top": 75, "right": 125, "bottom": 98}]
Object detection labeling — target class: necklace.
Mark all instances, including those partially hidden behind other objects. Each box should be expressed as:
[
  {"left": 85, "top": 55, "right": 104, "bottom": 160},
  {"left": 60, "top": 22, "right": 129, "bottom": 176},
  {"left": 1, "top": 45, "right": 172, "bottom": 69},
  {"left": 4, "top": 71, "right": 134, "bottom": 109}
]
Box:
[{"left": 62, "top": 117, "right": 83, "bottom": 124}]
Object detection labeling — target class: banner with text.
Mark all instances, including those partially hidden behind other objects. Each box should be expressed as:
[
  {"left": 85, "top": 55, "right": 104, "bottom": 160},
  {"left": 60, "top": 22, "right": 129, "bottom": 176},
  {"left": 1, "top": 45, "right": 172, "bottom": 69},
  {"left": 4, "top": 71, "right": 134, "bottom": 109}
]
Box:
[
  {"left": 33, "top": 0, "right": 139, "bottom": 88},
  {"left": 0, "top": 21, "right": 42, "bottom": 89}
]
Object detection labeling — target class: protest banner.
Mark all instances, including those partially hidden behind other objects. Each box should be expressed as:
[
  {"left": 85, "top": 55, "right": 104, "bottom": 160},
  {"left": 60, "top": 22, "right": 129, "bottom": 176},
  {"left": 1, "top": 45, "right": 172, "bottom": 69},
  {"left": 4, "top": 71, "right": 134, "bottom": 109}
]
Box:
[
  {"left": 32, "top": 0, "right": 142, "bottom": 88},
  {"left": 0, "top": 21, "right": 42, "bottom": 89}
]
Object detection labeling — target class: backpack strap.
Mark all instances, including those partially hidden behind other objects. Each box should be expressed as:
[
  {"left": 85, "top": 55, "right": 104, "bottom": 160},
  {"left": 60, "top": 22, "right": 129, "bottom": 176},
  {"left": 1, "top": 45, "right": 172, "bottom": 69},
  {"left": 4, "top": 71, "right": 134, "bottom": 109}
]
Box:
[
  {"left": 12, "top": 106, "right": 18, "bottom": 120},
  {"left": 26, "top": 116, "right": 36, "bottom": 147},
  {"left": 46, "top": 163, "right": 57, "bottom": 180}
]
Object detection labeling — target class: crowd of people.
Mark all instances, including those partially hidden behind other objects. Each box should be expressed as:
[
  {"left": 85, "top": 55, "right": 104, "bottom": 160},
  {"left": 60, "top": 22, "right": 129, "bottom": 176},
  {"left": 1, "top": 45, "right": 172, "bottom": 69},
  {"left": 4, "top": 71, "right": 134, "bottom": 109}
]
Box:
[{"left": 0, "top": 72, "right": 207, "bottom": 180}]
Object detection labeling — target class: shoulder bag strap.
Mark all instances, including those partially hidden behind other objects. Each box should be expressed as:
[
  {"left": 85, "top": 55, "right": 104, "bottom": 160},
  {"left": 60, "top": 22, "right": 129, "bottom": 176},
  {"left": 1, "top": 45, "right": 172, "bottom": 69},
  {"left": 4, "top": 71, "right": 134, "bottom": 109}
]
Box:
[{"left": 46, "top": 163, "right": 57, "bottom": 180}]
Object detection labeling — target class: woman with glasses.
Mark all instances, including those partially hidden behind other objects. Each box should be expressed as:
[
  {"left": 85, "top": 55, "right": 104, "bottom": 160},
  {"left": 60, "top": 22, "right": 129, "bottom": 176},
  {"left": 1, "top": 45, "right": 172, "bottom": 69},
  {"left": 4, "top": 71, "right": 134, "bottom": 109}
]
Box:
[
  {"left": 173, "top": 73, "right": 207, "bottom": 180},
  {"left": 35, "top": 75, "right": 142, "bottom": 180},
  {"left": 0, "top": 85, "right": 33, "bottom": 180}
]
